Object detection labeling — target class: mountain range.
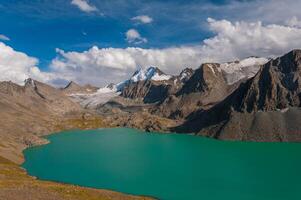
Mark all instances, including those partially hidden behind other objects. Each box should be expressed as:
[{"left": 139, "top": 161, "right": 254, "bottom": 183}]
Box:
[
  {"left": 67, "top": 51, "right": 301, "bottom": 142},
  {"left": 1, "top": 50, "right": 301, "bottom": 166},
  {"left": 2, "top": 49, "right": 301, "bottom": 199}
]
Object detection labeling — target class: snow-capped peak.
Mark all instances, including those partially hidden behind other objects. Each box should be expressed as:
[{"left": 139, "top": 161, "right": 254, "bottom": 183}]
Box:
[
  {"left": 219, "top": 57, "right": 269, "bottom": 85},
  {"left": 179, "top": 68, "right": 194, "bottom": 81},
  {"left": 110, "top": 66, "right": 172, "bottom": 92},
  {"left": 130, "top": 67, "right": 171, "bottom": 82}
]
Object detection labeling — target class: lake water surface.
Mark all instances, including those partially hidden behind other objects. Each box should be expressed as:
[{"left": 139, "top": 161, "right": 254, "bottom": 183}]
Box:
[{"left": 22, "top": 128, "right": 301, "bottom": 200}]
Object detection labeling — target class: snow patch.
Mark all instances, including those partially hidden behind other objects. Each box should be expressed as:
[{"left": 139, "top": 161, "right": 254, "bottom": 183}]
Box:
[
  {"left": 130, "top": 67, "right": 171, "bottom": 82},
  {"left": 69, "top": 83, "right": 120, "bottom": 109},
  {"left": 115, "top": 66, "right": 172, "bottom": 91},
  {"left": 207, "top": 64, "right": 216, "bottom": 75},
  {"left": 219, "top": 57, "right": 269, "bottom": 85},
  {"left": 151, "top": 73, "right": 172, "bottom": 81}
]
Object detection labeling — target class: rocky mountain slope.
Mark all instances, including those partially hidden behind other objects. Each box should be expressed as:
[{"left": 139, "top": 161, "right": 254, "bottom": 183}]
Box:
[
  {"left": 116, "top": 57, "right": 267, "bottom": 119},
  {"left": 121, "top": 67, "right": 194, "bottom": 103},
  {"left": 219, "top": 57, "right": 269, "bottom": 84},
  {"left": 174, "top": 50, "right": 301, "bottom": 142},
  {"left": 153, "top": 63, "right": 230, "bottom": 119},
  {"left": 68, "top": 57, "right": 267, "bottom": 114},
  {"left": 0, "top": 78, "right": 108, "bottom": 163},
  {"left": 0, "top": 80, "right": 69, "bottom": 160},
  {"left": 62, "top": 81, "right": 98, "bottom": 95},
  {"left": 0, "top": 79, "right": 151, "bottom": 200}
]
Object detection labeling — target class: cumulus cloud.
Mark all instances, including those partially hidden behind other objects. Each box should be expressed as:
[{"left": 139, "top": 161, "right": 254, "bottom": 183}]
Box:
[
  {"left": 71, "top": 0, "right": 97, "bottom": 13},
  {"left": 132, "top": 15, "right": 153, "bottom": 24},
  {"left": 0, "top": 34, "right": 10, "bottom": 41},
  {"left": 3, "top": 18, "right": 301, "bottom": 87},
  {"left": 125, "top": 29, "right": 147, "bottom": 44},
  {"left": 49, "top": 18, "right": 301, "bottom": 86},
  {"left": 286, "top": 16, "right": 301, "bottom": 28},
  {"left": 0, "top": 42, "right": 52, "bottom": 85},
  {"left": 49, "top": 46, "right": 201, "bottom": 86},
  {"left": 201, "top": 18, "right": 301, "bottom": 61}
]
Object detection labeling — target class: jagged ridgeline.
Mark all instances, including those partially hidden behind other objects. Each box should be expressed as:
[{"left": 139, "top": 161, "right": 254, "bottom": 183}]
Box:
[
  {"left": 2, "top": 50, "right": 301, "bottom": 142},
  {"left": 175, "top": 50, "right": 301, "bottom": 141}
]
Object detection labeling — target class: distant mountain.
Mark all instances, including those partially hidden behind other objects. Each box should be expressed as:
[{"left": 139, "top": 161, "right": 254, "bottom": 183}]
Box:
[
  {"left": 219, "top": 57, "right": 269, "bottom": 85},
  {"left": 62, "top": 81, "right": 98, "bottom": 95},
  {"left": 120, "top": 67, "right": 181, "bottom": 103},
  {"left": 2, "top": 50, "right": 301, "bottom": 143},
  {"left": 175, "top": 50, "right": 301, "bottom": 142},
  {"left": 131, "top": 67, "right": 172, "bottom": 82},
  {"left": 115, "top": 67, "right": 172, "bottom": 92},
  {"left": 69, "top": 59, "right": 269, "bottom": 113},
  {"left": 0, "top": 78, "right": 81, "bottom": 121},
  {"left": 177, "top": 67, "right": 194, "bottom": 83},
  {"left": 153, "top": 63, "right": 230, "bottom": 119}
]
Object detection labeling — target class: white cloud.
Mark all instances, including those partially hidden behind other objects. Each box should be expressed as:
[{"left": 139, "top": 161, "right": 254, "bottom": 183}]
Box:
[
  {"left": 50, "top": 18, "right": 301, "bottom": 86},
  {"left": 0, "top": 42, "right": 52, "bottom": 85},
  {"left": 125, "top": 29, "right": 147, "bottom": 44},
  {"left": 201, "top": 18, "right": 301, "bottom": 61},
  {"left": 0, "top": 34, "right": 10, "bottom": 41},
  {"left": 286, "top": 16, "right": 301, "bottom": 28},
  {"left": 71, "top": 0, "right": 97, "bottom": 13},
  {"left": 3, "top": 18, "right": 301, "bottom": 87},
  {"left": 132, "top": 15, "right": 153, "bottom": 24},
  {"left": 49, "top": 46, "right": 201, "bottom": 86}
]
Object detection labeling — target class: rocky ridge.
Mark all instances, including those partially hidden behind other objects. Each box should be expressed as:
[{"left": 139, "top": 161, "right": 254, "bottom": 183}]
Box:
[{"left": 175, "top": 50, "right": 301, "bottom": 141}]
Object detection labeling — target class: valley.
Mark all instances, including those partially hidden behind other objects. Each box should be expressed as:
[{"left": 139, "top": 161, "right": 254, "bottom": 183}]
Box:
[{"left": 1, "top": 49, "right": 301, "bottom": 199}]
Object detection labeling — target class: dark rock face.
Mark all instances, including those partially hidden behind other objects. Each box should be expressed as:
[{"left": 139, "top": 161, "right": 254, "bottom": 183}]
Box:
[
  {"left": 121, "top": 80, "right": 175, "bottom": 104},
  {"left": 154, "top": 63, "right": 230, "bottom": 119},
  {"left": 174, "top": 50, "right": 301, "bottom": 142},
  {"left": 177, "top": 63, "right": 225, "bottom": 95},
  {"left": 234, "top": 50, "right": 301, "bottom": 112}
]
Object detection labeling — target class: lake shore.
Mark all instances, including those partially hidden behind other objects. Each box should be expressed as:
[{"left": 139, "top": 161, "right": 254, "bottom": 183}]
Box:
[
  {"left": 0, "top": 113, "right": 154, "bottom": 200},
  {"left": 22, "top": 128, "right": 301, "bottom": 200}
]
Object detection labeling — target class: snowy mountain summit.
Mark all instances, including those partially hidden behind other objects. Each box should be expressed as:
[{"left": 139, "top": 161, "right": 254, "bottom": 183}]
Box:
[
  {"left": 68, "top": 66, "right": 173, "bottom": 108},
  {"left": 220, "top": 57, "right": 269, "bottom": 85},
  {"left": 130, "top": 67, "right": 172, "bottom": 82},
  {"left": 114, "top": 67, "right": 172, "bottom": 91},
  {"left": 67, "top": 59, "right": 270, "bottom": 109}
]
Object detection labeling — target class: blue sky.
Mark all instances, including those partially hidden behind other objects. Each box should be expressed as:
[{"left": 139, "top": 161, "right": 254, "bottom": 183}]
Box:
[
  {"left": 0, "top": 0, "right": 214, "bottom": 69},
  {"left": 1, "top": 0, "right": 301, "bottom": 86},
  {"left": 0, "top": 0, "right": 249, "bottom": 70}
]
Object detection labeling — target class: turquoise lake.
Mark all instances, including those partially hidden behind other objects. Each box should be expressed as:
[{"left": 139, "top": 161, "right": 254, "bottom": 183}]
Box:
[{"left": 22, "top": 128, "right": 301, "bottom": 200}]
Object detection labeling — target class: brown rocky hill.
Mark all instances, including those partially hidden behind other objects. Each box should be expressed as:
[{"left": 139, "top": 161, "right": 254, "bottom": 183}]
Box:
[
  {"left": 153, "top": 63, "right": 230, "bottom": 119},
  {"left": 0, "top": 79, "right": 83, "bottom": 162},
  {"left": 62, "top": 81, "right": 98, "bottom": 95},
  {"left": 174, "top": 50, "right": 301, "bottom": 142}
]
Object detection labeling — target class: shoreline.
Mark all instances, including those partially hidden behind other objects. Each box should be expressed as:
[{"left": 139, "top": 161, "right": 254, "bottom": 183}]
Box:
[{"left": 0, "top": 114, "right": 154, "bottom": 200}]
